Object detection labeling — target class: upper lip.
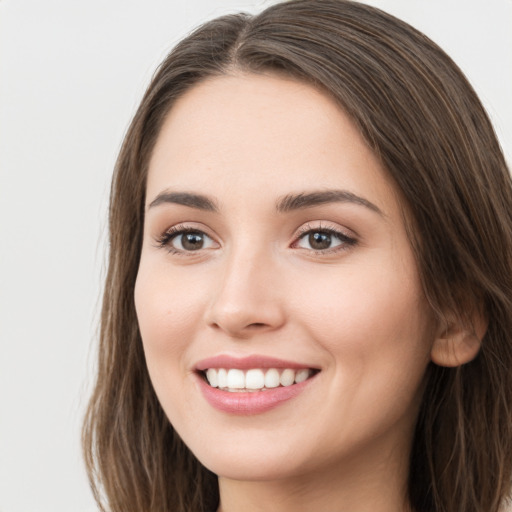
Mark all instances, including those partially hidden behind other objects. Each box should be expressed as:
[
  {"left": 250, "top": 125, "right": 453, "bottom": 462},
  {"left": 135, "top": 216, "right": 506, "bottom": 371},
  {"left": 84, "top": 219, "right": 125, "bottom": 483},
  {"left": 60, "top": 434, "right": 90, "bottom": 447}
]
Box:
[{"left": 195, "top": 354, "right": 319, "bottom": 371}]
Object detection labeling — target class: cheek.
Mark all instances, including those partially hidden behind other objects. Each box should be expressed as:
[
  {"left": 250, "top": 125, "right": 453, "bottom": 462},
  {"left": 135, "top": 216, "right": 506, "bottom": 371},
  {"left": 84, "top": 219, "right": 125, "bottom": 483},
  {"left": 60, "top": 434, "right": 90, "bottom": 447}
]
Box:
[
  {"left": 293, "top": 257, "right": 426, "bottom": 334},
  {"left": 134, "top": 259, "right": 205, "bottom": 371},
  {"left": 288, "top": 265, "right": 432, "bottom": 455},
  {"left": 133, "top": 259, "right": 211, "bottom": 427},
  {"left": 293, "top": 257, "right": 433, "bottom": 392}
]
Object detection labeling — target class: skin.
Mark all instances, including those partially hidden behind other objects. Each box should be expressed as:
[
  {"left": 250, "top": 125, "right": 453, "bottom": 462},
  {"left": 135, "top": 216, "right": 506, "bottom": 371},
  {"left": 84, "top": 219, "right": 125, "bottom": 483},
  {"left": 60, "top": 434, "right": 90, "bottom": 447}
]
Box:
[{"left": 135, "top": 73, "right": 446, "bottom": 512}]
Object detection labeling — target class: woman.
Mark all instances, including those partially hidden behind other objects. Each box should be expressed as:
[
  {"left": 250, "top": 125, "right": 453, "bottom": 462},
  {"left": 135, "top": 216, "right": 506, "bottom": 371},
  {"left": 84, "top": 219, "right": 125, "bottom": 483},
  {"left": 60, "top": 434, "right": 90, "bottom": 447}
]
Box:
[{"left": 82, "top": 1, "right": 512, "bottom": 511}]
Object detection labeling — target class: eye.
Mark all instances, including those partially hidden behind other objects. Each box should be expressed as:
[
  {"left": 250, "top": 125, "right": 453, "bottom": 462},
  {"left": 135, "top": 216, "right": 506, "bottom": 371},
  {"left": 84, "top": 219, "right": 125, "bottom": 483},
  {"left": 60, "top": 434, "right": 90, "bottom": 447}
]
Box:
[
  {"left": 156, "top": 226, "right": 218, "bottom": 254},
  {"left": 293, "top": 225, "right": 356, "bottom": 253},
  {"left": 172, "top": 231, "right": 215, "bottom": 251}
]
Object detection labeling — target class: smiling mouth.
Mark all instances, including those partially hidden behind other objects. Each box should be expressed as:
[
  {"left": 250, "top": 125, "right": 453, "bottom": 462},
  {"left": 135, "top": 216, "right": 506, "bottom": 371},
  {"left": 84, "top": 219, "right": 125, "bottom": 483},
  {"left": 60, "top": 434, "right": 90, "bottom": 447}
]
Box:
[{"left": 201, "top": 368, "right": 319, "bottom": 392}]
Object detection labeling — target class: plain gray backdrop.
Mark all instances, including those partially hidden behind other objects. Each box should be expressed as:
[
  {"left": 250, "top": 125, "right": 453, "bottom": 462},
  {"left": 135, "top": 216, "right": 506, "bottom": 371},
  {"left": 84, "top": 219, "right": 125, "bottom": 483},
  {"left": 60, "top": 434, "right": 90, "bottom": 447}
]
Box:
[{"left": 1, "top": 1, "right": 511, "bottom": 511}]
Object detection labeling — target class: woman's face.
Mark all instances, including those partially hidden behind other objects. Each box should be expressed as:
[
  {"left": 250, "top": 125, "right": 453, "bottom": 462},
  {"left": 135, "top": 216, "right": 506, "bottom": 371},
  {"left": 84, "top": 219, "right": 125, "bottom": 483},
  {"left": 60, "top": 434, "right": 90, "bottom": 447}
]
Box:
[{"left": 135, "top": 74, "right": 435, "bottom": 483}]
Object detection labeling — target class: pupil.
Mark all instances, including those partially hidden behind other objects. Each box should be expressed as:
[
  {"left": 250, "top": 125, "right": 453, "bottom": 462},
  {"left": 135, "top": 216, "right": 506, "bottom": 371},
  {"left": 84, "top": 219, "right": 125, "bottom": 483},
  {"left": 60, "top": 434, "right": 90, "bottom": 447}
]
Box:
[
  {"left": 182, "top": 232, "right": 204, "bottom": 250},
  {"left": 309, "top": 232, "right": 331, "bottom": 250}
]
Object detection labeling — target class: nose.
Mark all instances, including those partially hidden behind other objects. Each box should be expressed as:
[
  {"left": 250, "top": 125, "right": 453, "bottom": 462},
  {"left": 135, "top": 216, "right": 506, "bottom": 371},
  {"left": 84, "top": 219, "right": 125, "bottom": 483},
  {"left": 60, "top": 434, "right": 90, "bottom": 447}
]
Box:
[{"left": 205, "top": 246, "right": 286, "bottom": 339}]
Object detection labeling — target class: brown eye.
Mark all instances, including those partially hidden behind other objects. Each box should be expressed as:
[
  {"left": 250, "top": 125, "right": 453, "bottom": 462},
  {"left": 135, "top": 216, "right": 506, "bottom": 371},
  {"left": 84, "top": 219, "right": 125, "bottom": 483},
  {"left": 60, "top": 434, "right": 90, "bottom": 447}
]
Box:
[
  {"left": 167, "top": 230, "right": 217, "bottom": 252},
  {"left": 179, "top": 232, "right": 205, "bottom": 251},
  {"left": 295, "top": 227, "right": 356, "bottom": 253},
  {"left": 308, "top": 232, "right": 332, "bottom": 250}
]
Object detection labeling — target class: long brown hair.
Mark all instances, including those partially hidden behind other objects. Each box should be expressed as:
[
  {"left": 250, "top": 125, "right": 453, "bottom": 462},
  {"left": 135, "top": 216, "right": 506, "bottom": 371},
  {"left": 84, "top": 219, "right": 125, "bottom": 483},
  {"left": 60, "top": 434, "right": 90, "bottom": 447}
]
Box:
[{"left": 82, "top": 1, "right": 512, "bottom": 511}]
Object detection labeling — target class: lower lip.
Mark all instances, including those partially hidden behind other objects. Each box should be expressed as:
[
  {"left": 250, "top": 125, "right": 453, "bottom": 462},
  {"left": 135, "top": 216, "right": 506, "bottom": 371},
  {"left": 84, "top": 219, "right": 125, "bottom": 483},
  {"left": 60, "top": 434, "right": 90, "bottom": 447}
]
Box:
[{"left": 197, "top": 374, "right": 316, "bottom": 415}]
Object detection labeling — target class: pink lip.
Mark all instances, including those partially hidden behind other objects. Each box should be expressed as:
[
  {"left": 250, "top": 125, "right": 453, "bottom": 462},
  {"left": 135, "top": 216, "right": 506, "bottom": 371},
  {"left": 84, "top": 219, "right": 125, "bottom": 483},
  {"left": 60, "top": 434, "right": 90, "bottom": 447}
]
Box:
[
  {"left": 195, "top": 354, "right": 316, "bottom": 371},
  {"left": 196, "top": 375, "right": 316, "bottom": 415}
]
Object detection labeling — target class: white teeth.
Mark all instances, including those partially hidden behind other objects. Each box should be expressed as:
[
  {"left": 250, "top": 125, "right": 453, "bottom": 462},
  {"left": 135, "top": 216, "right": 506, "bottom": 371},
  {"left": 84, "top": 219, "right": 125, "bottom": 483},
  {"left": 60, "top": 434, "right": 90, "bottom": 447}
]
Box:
[
  {"left": 226, "top": 369, "right": 245, "bottom": 389},
  {"left": 217, "top": 368, "right": 228, "bottom": 388},
  {"left": 280, "top": 369, "right": 295, "bottom": 387},
  {"left": 204, "top": 367, "right": 314, "bottom": 390},
  {"left": 245, "top": 369, "right": 265, "bottom": 389},
  {"left": 206, "top": 368, "right": 218, "bottom": 387},
  {"left": 295, "top": 369, "right": 310, "bottom": 384},
  {"left": 264, "top": 368, "right": 280, "bottom": 388}
]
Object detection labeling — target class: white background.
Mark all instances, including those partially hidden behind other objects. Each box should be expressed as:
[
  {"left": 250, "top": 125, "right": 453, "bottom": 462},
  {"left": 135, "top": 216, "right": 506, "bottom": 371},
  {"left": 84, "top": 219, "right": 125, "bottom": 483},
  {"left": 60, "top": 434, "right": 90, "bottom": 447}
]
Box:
[{"left": 0, "top": 1, "right": 510, "bottom": 511}]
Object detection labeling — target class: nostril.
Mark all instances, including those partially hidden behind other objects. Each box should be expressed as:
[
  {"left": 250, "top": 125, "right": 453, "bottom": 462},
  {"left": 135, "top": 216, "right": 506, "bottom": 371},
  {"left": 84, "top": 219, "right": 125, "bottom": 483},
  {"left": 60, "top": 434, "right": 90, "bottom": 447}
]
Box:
[{"left": 248, "top": 323, "right": 266, "bottom": 329}]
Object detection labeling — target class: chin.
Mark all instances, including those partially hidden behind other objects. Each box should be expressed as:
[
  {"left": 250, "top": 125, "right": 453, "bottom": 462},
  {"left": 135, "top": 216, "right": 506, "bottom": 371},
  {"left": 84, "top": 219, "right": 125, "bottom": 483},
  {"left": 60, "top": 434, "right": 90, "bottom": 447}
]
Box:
[
  {"left": 200, "top": 452, "right": 304, "bottom": 482},
  {"left": 180, "top": 427, "right": 313, "bottom": 482}
]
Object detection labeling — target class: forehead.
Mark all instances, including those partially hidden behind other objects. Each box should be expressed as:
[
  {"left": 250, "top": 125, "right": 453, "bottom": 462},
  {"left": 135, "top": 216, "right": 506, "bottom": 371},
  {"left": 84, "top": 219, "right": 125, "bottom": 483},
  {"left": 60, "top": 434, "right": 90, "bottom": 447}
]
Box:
[{"left": 146, "top": 73, "right": 398, "bottom": 216}]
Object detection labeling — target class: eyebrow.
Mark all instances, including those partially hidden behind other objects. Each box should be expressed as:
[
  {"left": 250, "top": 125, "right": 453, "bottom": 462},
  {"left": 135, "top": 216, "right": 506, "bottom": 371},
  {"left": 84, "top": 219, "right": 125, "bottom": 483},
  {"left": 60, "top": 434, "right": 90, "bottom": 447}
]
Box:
[
  {"left": 148, "top": 191, "right": 219, "bottom": 212},
  {"left": 276, "top": 190, "right": 383, "bottom": 215},
  {"left": 147, "top": 189, "right": 383, "bottom": 216}
]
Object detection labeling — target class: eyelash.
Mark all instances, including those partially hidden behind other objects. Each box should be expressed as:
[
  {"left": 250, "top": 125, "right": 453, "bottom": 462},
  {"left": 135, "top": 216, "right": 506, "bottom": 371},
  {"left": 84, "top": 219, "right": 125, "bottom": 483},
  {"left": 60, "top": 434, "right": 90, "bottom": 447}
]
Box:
[
  {"left": 154, "top": 225, "right": 212, "bottom": 255},
  {"left": 293, "top": 223, "right": 357, "bottom": 254},
  {"left": 154, "top": 222, "right": 357, "bottom": 256}
]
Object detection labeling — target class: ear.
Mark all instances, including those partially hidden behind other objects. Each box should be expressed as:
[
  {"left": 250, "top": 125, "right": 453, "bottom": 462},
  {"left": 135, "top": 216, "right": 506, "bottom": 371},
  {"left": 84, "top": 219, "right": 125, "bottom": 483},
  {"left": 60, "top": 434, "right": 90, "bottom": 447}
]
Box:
[{"left": 430, "top": 308, "right": 488, "bottom": 367}]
